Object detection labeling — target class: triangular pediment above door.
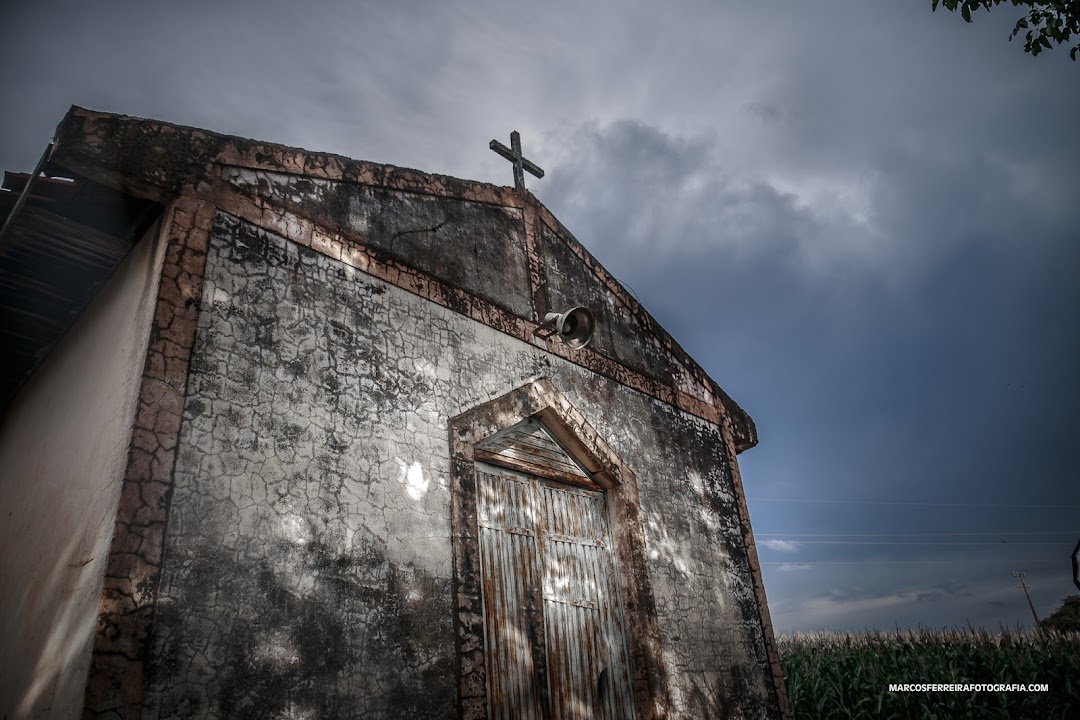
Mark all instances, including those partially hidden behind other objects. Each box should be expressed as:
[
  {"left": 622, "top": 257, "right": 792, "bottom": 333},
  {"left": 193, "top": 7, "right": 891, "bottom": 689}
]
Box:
[{"left": 474, "top": 416, "right": 598, "bottom": 489}]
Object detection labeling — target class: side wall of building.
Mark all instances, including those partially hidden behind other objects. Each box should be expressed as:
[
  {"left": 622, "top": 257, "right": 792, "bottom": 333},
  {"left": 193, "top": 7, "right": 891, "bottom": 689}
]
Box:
[
  {"left": 0, "top": 221, "right": 167, "bottom": 720},
  {"left": 140, "top": 213, "right": 777, "bottom": 719}
]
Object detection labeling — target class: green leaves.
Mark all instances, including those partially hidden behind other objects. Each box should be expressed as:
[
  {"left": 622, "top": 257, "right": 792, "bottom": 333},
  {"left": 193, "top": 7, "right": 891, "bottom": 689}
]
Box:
[{"left": 931, "top": 0, "right": 1080, "bottom": 59}]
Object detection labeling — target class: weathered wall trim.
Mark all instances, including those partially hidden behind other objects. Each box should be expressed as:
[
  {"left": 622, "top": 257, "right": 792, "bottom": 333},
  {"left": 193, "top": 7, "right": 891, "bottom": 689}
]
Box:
[
  {"left": 448, "top": 378, "right": 670, "bottom": 720},
  {"left": 83, "top": 197, "right": 214, "bottom": 719},
  {"left": 213, "top": 160, "right": 526, "bottom": 211},
  {"left": 521, "top": 201, "right": 551, "bottom": 323},
  {"left": 719, "top": 412, "right": 791, "bottom": 720}
]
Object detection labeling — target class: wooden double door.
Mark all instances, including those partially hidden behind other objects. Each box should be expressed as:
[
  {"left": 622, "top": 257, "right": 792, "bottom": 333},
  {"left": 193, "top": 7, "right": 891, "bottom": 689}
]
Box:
[{"left": 476, "top": 463, "right": 636, "bottom": 720}]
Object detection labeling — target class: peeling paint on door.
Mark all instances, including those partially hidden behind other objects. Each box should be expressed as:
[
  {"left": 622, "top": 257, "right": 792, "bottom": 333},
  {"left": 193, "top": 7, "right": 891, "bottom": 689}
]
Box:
[{"left": 477, "top": 464, "right": 635, "bottom": 719}]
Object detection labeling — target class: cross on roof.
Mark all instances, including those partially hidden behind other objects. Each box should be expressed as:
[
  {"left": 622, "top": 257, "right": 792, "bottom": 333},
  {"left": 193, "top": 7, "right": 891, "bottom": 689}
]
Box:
[{"left": 489, "top": 131, "right": 544, "bottom": 190}]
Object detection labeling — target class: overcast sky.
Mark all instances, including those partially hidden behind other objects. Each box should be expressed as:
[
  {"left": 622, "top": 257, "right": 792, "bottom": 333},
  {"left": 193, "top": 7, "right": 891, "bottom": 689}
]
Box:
[{"left": 3, "top": 0, "right": 1077, "bottom": 634}]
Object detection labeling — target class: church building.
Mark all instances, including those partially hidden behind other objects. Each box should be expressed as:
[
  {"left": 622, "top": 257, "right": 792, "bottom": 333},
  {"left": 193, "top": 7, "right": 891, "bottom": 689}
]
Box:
[{"left": 0, "top": 107, "right": 788, "bottom": 719}]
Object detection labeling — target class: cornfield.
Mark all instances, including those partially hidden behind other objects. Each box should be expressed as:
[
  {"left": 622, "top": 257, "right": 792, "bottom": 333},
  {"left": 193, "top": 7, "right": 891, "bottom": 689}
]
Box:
[{"left": 778, "top": 628, "right": 1080, "bottom": 719}]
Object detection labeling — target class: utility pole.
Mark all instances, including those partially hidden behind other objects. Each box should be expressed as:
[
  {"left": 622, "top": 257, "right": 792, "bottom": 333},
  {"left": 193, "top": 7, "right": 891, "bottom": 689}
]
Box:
[{"left": 1012, "top": 571, "right": 1041, "bottom": 632}]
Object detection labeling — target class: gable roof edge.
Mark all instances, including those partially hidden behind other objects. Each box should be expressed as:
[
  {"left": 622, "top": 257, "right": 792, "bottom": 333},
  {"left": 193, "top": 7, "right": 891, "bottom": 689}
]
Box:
[
  {"left": 46, "top": 105, "right": 757, "bottom": 452},
  {"left": 525, "top": 193, "right": 757, "bottom": 452}
]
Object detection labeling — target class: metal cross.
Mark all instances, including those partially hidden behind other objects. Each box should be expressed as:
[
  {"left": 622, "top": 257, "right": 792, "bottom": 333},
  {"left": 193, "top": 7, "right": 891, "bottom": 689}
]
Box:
[{"left": 490, "top": 131, "right": 544, "bottom": 189}]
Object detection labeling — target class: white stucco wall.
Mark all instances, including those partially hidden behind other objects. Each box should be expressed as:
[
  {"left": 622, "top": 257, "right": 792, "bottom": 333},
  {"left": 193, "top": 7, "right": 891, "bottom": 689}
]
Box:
[{"left": 0, "top": 217, "right": 167, "bottom": 720}]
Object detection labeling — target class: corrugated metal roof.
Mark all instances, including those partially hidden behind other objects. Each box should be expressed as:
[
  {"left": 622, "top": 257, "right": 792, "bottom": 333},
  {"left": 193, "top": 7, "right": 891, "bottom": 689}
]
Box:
[{"left": 0, "top": 162, "right": 163, "bottom": 413}]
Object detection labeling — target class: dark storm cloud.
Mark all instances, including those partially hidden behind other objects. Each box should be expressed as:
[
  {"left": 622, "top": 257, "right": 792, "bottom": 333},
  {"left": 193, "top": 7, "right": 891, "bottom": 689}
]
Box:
[
  {"left": 2, "top": 0, "right": 1076, "bottom": 631},
  {"left": 538, "top": 121, "right": 818, "bottom": 265},
  {"left": 534, "top": 108, "right": 1079, "bottom": 630}
]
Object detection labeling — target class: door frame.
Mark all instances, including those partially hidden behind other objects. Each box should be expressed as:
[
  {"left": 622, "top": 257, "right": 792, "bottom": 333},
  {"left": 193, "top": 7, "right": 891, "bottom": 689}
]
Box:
[{"left": 448, "top": 378, "right": 670, "bottom": 720}]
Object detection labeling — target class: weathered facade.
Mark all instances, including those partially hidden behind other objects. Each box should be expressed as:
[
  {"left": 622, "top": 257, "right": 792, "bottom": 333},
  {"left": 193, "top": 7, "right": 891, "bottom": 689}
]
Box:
[{"left": 0, "top": 107, "right": 787, "bottom": 719}]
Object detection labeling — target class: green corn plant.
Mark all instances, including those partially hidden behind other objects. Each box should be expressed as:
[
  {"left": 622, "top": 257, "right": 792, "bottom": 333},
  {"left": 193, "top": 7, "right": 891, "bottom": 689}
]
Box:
[{"left": 778, "top": 627, "right": 1080, "bottom": 720}]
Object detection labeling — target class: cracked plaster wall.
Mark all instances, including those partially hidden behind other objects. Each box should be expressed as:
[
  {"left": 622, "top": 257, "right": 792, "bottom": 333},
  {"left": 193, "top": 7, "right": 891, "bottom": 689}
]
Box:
[
  {"left": 219, "top": 167, "right": 737, "bottom": 424},
  {"left": 144, "top": 211, "right": 777, "bottom": 719}
]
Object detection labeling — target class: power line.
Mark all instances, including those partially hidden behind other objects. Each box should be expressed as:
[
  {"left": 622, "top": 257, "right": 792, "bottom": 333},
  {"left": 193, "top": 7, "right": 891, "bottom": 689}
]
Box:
[
  {"left": 756, "top": 528, "right": 1075, "bottom": 535},
  {"left": 760, "top": 559, "right": 1060, "bottom": 565},
  {"left": 747, "top": 497, "right": 1080, "bottom": 509},
  {"left": 759, "top": 540, "right": 1064, "bottom": 546}
]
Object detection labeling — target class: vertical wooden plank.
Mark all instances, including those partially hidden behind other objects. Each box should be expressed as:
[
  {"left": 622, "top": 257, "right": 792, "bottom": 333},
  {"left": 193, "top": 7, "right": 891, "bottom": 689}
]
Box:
[
  {"left": 477, "top": 469, "right": 544, "bottom": 719},
  {"left": 505, "top": 480, "right": 524, "bottom": 717},
  {"left": 536, "top": 484, "right": 636, "bottom": 720},
  {"left": 589, "top": 487, "right": 637, "bottom": 720},
  {"left": 582, "top": 496, "right": 606, "bottom": 719}
]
